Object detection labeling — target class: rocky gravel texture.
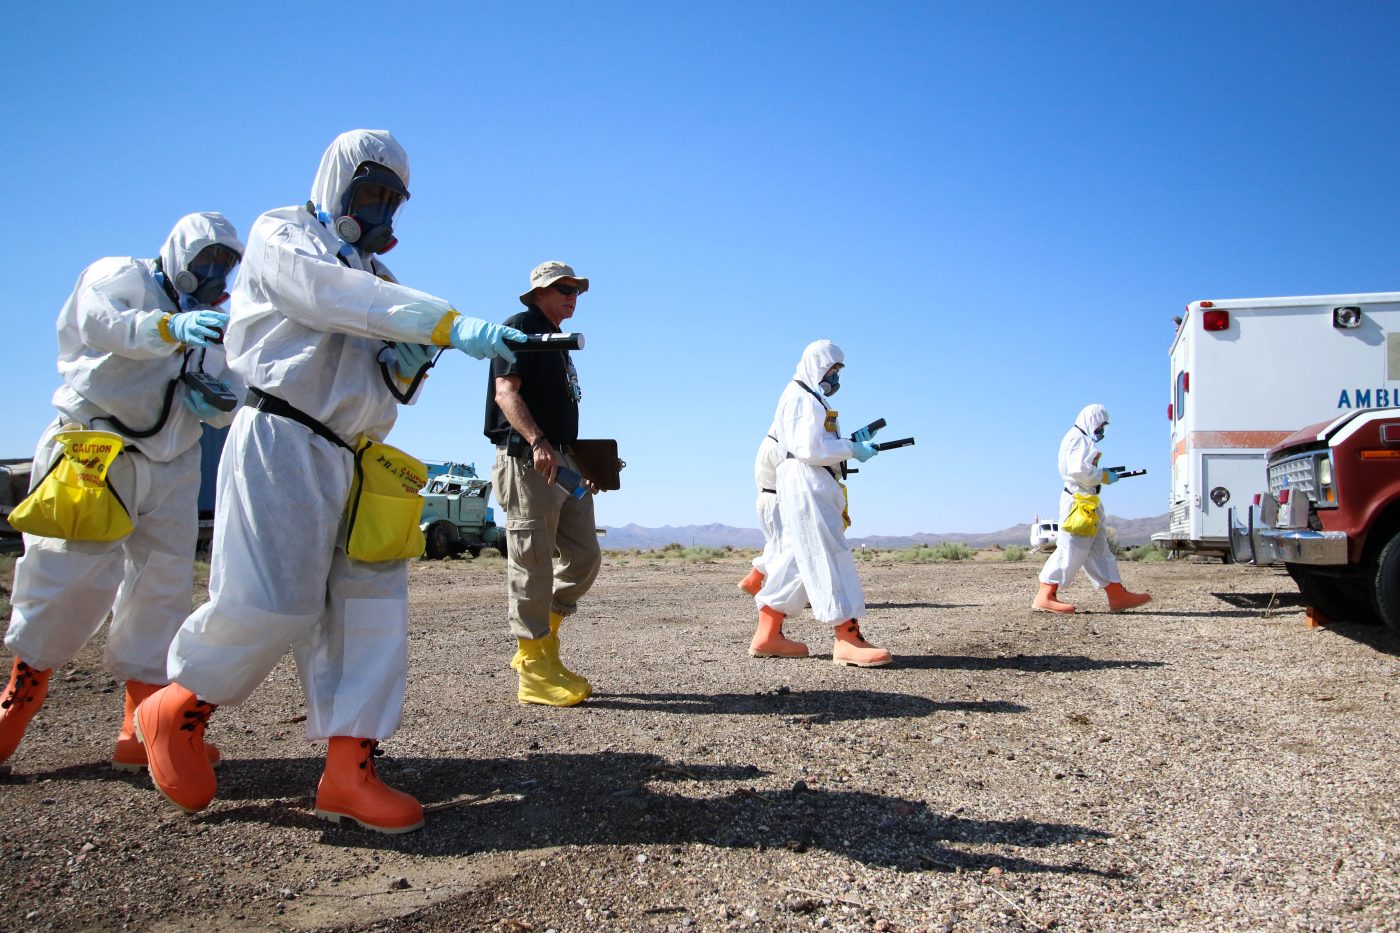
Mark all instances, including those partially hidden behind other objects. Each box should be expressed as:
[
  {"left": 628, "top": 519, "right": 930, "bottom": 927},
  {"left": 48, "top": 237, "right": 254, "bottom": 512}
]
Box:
[{"left": 2, "top": 552, "right": 1399, "bottom": 931}]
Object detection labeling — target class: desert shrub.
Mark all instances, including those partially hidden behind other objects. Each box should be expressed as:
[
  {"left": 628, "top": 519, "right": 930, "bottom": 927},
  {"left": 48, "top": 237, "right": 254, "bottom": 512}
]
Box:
[
  {"left": 853, "top": 547, "right": 876, "bottom": 561},
  {"left": 891, "top": 542, "right": 974, "bottom": 562},
  {"left": 1002, "top": 545, "right": 1026, "bottom": 562},
  {"left": 660, "top": 542, "right": 685, "bottom": 553},
  {"left": 929, "top": 542, "right": 975, "bottom": 561},
  {"left": 682, "top": 546, "right": 728, "bottom": 561},
  {"left": 1123, "top": 543, "right": 1168, "bottom": 562}
]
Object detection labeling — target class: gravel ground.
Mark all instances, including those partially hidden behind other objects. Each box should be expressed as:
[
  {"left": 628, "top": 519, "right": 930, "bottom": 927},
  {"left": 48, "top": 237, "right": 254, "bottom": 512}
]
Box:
[{"left": 2, "top": 551, "right": 1399, "bottom": 932}]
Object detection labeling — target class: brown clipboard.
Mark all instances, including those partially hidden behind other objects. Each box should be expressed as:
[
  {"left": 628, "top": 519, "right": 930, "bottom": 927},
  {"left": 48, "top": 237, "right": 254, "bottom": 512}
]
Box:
[{"left": 569, "top": 439, "right": 625, "bottom": 491}]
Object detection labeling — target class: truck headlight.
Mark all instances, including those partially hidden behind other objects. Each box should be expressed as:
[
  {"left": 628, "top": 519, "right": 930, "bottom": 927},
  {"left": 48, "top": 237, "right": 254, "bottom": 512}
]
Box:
[{"left": 1316, "top": 455, "right": 1335, "bottom": 505}]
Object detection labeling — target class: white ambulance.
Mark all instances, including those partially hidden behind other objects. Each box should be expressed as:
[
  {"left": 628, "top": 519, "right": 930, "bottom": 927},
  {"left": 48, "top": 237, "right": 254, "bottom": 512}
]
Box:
[{"left": 1154, "top": 291, "right": 1400, "bottom": 559}]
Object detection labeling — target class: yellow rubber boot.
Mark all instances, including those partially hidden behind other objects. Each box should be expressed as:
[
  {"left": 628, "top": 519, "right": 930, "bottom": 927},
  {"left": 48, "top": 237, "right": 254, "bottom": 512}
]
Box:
[
  {"left": 113, "top": 681, "right": 222, "bottom": 772},
  {"left": 738, "top": 567, "right": 765, "bottom": 596},
  {"left": 1032, "top": 582, "right": 1076, "bottom": 614},
  {"left": 0, "top": 658, "right": 51, "bottom": 764},
  {"left": 515, "top": 637, "right": 586, "bottom": 707},
  {"left": 510, "top": 616, "right": 592, "bottom": 699},
  {"left": 547, "top": 611, "right": 592, "bottom": 698},
  {"left": 314, "top": 737, "right": 424, "bottom": 834},
  {"left": 1105, "top": 582, "right": 1152, "bottom": 613},
  {"left": 832, "top": 619, "right": 892, "bottom": 667},
  {"left": 749, "top": 606, "right": 809, "bottom": 658}
]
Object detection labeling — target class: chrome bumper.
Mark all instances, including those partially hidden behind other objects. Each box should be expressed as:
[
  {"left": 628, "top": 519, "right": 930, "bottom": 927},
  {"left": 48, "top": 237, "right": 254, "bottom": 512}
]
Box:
[{"left": 1228, "top": 503, "right": 1348, "bottom": 566}]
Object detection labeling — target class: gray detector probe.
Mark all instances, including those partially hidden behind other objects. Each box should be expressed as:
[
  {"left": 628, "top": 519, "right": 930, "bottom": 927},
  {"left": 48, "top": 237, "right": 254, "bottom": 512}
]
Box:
[{"left": 512, "top": 333, "right": 584, "bottom": 352}]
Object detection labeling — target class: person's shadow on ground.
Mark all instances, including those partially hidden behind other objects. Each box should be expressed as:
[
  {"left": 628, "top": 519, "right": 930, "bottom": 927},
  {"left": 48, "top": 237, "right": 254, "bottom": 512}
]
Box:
[
  {"left": 891, "top": 653, "right": 1165, "bottom": 673},
  {"left": 586, "top": 687, "right": 1027, "bottom": 720},
  {"left": 198, "top": 749, "right": 1122, "bottom": 879}
]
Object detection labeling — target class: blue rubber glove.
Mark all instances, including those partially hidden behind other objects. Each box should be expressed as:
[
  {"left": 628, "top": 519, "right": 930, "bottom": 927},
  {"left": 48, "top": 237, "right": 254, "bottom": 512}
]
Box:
[
  {"left": 852, "top": 440, "right": 879, "bottom": 463},
  {"left": 852, "top": 424, "right": 882, "bottom": 444},
  {"left": 394, "top": 342, "right": 435, "bottom": 379},
  {"left": 450, "top": 317, "right": 527, "bottom": 363},
  {"left": 182, "top": 385, "right": 223, "bottom": 421},
  {"left": 167, "top": 310, "right": 228, "bottom": 347},
  {"left": 1102, "top": 468, "right": 1120, "bottom": 485}
]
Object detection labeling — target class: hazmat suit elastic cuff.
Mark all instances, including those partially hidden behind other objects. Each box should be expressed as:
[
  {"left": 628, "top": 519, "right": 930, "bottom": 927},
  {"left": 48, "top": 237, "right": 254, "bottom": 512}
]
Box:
[
  {"left": 430, "top": 310, "right": 459, "bottom": 347},
  {"left": 155, "top": 312, "right": 179, "bottom": 345}
]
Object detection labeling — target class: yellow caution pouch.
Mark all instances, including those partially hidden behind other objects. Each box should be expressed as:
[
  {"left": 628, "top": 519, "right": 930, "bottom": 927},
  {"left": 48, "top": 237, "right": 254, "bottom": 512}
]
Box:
[
  {"left": 10, "top": 429, "right": 133, "bottom": 541},
  {"left": 344, "top": 438, "right": 428, "bottom": 562},
  {"left": 1062, "top": 493, "right": 1101, "bottom": 538}
]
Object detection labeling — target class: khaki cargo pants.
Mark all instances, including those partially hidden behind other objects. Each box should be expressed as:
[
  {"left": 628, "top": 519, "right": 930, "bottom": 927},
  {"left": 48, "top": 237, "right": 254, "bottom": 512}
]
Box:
[{"left": 493, "top": 448, "right": 602, "bottom": 640}]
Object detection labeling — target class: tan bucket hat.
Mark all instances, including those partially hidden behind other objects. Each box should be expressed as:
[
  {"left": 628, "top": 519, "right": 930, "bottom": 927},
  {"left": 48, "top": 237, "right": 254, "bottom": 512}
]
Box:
[{"left": 520, "top": 260, "right": 589, "bottom": 305}]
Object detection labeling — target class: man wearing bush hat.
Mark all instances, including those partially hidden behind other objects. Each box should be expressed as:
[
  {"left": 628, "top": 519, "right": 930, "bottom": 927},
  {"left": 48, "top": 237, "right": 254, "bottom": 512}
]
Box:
[{"left": 484, "top": 260, "right": 602, "bottom": 707}]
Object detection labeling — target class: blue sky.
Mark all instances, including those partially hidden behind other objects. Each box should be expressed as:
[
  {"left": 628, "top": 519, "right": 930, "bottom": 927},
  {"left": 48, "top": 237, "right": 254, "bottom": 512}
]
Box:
[{"left": 2, "top": 2, "right": 1397, "bottom": 536}]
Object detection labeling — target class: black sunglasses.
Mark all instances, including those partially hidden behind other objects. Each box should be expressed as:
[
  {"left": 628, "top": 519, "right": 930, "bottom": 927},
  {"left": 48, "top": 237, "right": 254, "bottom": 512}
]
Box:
[{"left": 550, "top": 282, "right": 580, "bottom": 297}]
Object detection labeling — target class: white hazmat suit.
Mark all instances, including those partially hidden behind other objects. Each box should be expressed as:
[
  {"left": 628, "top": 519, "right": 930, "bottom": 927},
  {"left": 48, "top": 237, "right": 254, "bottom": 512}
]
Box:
[
  {"left": 758, "top": 341, "right": 866, "bottom": 624},
  {"left": 166, "top": 131, "right": 462, "bottom": 741},
  {"left": 750, "top": 433, "right": 785, "bottom": 577},
  {"left": 7, "top": 212, "right": 244, "bottom": 685},
  {"left": 1038, "top": 404, "right": 1120, "bottom": 590}
]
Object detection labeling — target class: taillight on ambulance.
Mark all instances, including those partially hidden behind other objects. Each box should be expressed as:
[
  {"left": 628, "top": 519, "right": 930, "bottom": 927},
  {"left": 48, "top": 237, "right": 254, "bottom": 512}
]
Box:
[
  {"left": 1202, "top": 310, "right": 1230, "bottom": 331},
  {"left": 1167, "top": 403, "right": 1173, "bottom": 420}
]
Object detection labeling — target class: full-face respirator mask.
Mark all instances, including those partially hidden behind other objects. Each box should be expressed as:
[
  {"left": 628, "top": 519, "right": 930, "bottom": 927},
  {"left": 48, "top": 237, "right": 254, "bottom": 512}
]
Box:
[
  {"left": 819, "top": 364, "right": 842, "bottom": 397},
  {"left": 333, "top": 161, "right": 409, "bottom": 255},
  {"left": 172, "top": 244, "right": 241, "bottom": 307}
]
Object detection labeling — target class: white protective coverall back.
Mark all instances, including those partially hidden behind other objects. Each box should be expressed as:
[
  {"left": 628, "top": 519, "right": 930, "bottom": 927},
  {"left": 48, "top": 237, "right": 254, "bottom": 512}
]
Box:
[
  {"left": 756, "top": 340, "right": 866, "bottom": 624},
  {"left": 1038, "top": 404, "right": 1122, "bottom": 589},
  {"left": 166, "top": 130, "right": 460, "bottom": 742},
  {"left": 6, "top": 213, "right": 245, "bottom": 684},
  {"left": 750, "top": 432, "right": 785, "bottom": 576}
]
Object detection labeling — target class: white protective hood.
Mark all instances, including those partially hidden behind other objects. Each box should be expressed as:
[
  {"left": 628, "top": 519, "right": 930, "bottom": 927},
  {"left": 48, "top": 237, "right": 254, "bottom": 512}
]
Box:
[
  {"left": 794, "top": 339, "right": 844, "bottom": 397},
  {"left": 1074, "top": 404, "right": 1109, "bottom": 438},
  {"left": 158, "top": 212, "right": 245, "bottom": 293},
  {"left": 311, "top": 130, "right": 410, "bottom": 219}
]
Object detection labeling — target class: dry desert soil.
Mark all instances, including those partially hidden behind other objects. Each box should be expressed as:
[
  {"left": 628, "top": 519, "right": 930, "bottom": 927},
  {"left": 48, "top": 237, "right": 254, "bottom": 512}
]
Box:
[{"left": 2, "top": 551, "right": 1399, "bottom": 932}]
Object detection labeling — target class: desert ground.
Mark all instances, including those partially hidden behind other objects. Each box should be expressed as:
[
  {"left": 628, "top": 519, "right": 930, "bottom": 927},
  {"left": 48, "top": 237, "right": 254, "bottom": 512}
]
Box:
[{"left": 2, "top": 550, "right": 1399, "bottom": 932}]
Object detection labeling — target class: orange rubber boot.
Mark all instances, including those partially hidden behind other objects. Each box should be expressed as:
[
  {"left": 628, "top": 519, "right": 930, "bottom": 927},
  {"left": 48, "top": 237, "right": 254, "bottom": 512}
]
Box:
[
  {"left": 0, "top": 659, "right": 52, "bottom": 764},
  {"left": 1105, "top": 582, "right": 1152, "bottom": 613},
  {"left": 749, "top": 606, "right": 808, "bottom": 658},
  {"left": 133, "top": 684, "right": 218, "bottom": 813},
  {"left": 832, "top": 620, "right": 892, "bottom": 667},
  {"left": 314, "top": 738, "right": 425, "bottom": 834},
  {"left": 113, "top": 681, "right": 221, "bottom": 772},
  {"left": 1032, "top": 582, "right": 1076, "bottom": 614},
  {"left": 738, "top": 567, "right": 765, "bottom": 596}
]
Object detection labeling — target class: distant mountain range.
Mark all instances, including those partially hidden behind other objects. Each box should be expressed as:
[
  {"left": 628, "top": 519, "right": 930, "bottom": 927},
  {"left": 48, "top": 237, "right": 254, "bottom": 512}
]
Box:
[{"left": 598, "top": 513, "right": 1168, "bottom": 550}]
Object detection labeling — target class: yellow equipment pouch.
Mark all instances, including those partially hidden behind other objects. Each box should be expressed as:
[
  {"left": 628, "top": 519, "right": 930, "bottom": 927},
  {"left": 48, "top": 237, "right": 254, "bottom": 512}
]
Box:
[
  {"left": 840, "top": 481, "right": 851, "bottom": 531},
  {"left": 1062, "top": 493, "right": 1101, "bottom": 538},
  {"left": 10, "top": 429, "right": 133, "bottom": 541},
  {"left": 344, "top": 438, "right": 428, "bottom": 562}
]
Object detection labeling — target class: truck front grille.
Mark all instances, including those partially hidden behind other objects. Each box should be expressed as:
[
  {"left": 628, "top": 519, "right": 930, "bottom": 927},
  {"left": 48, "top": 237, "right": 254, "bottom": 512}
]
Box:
[{"left": 1268, "top": 454, "right": 1318, "bottom": 502}]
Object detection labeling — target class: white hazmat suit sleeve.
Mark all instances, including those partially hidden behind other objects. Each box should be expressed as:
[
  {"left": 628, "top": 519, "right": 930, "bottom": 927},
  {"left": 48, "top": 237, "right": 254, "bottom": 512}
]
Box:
[
  {"left": 255, "top": 220, "right": 457, "bottom": 346},
  {"left": 65, "top": 262, "right": 176, "bottom": 359},
  {"left": 779, "top": 390, "right": 858, "bottom": 467}
]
